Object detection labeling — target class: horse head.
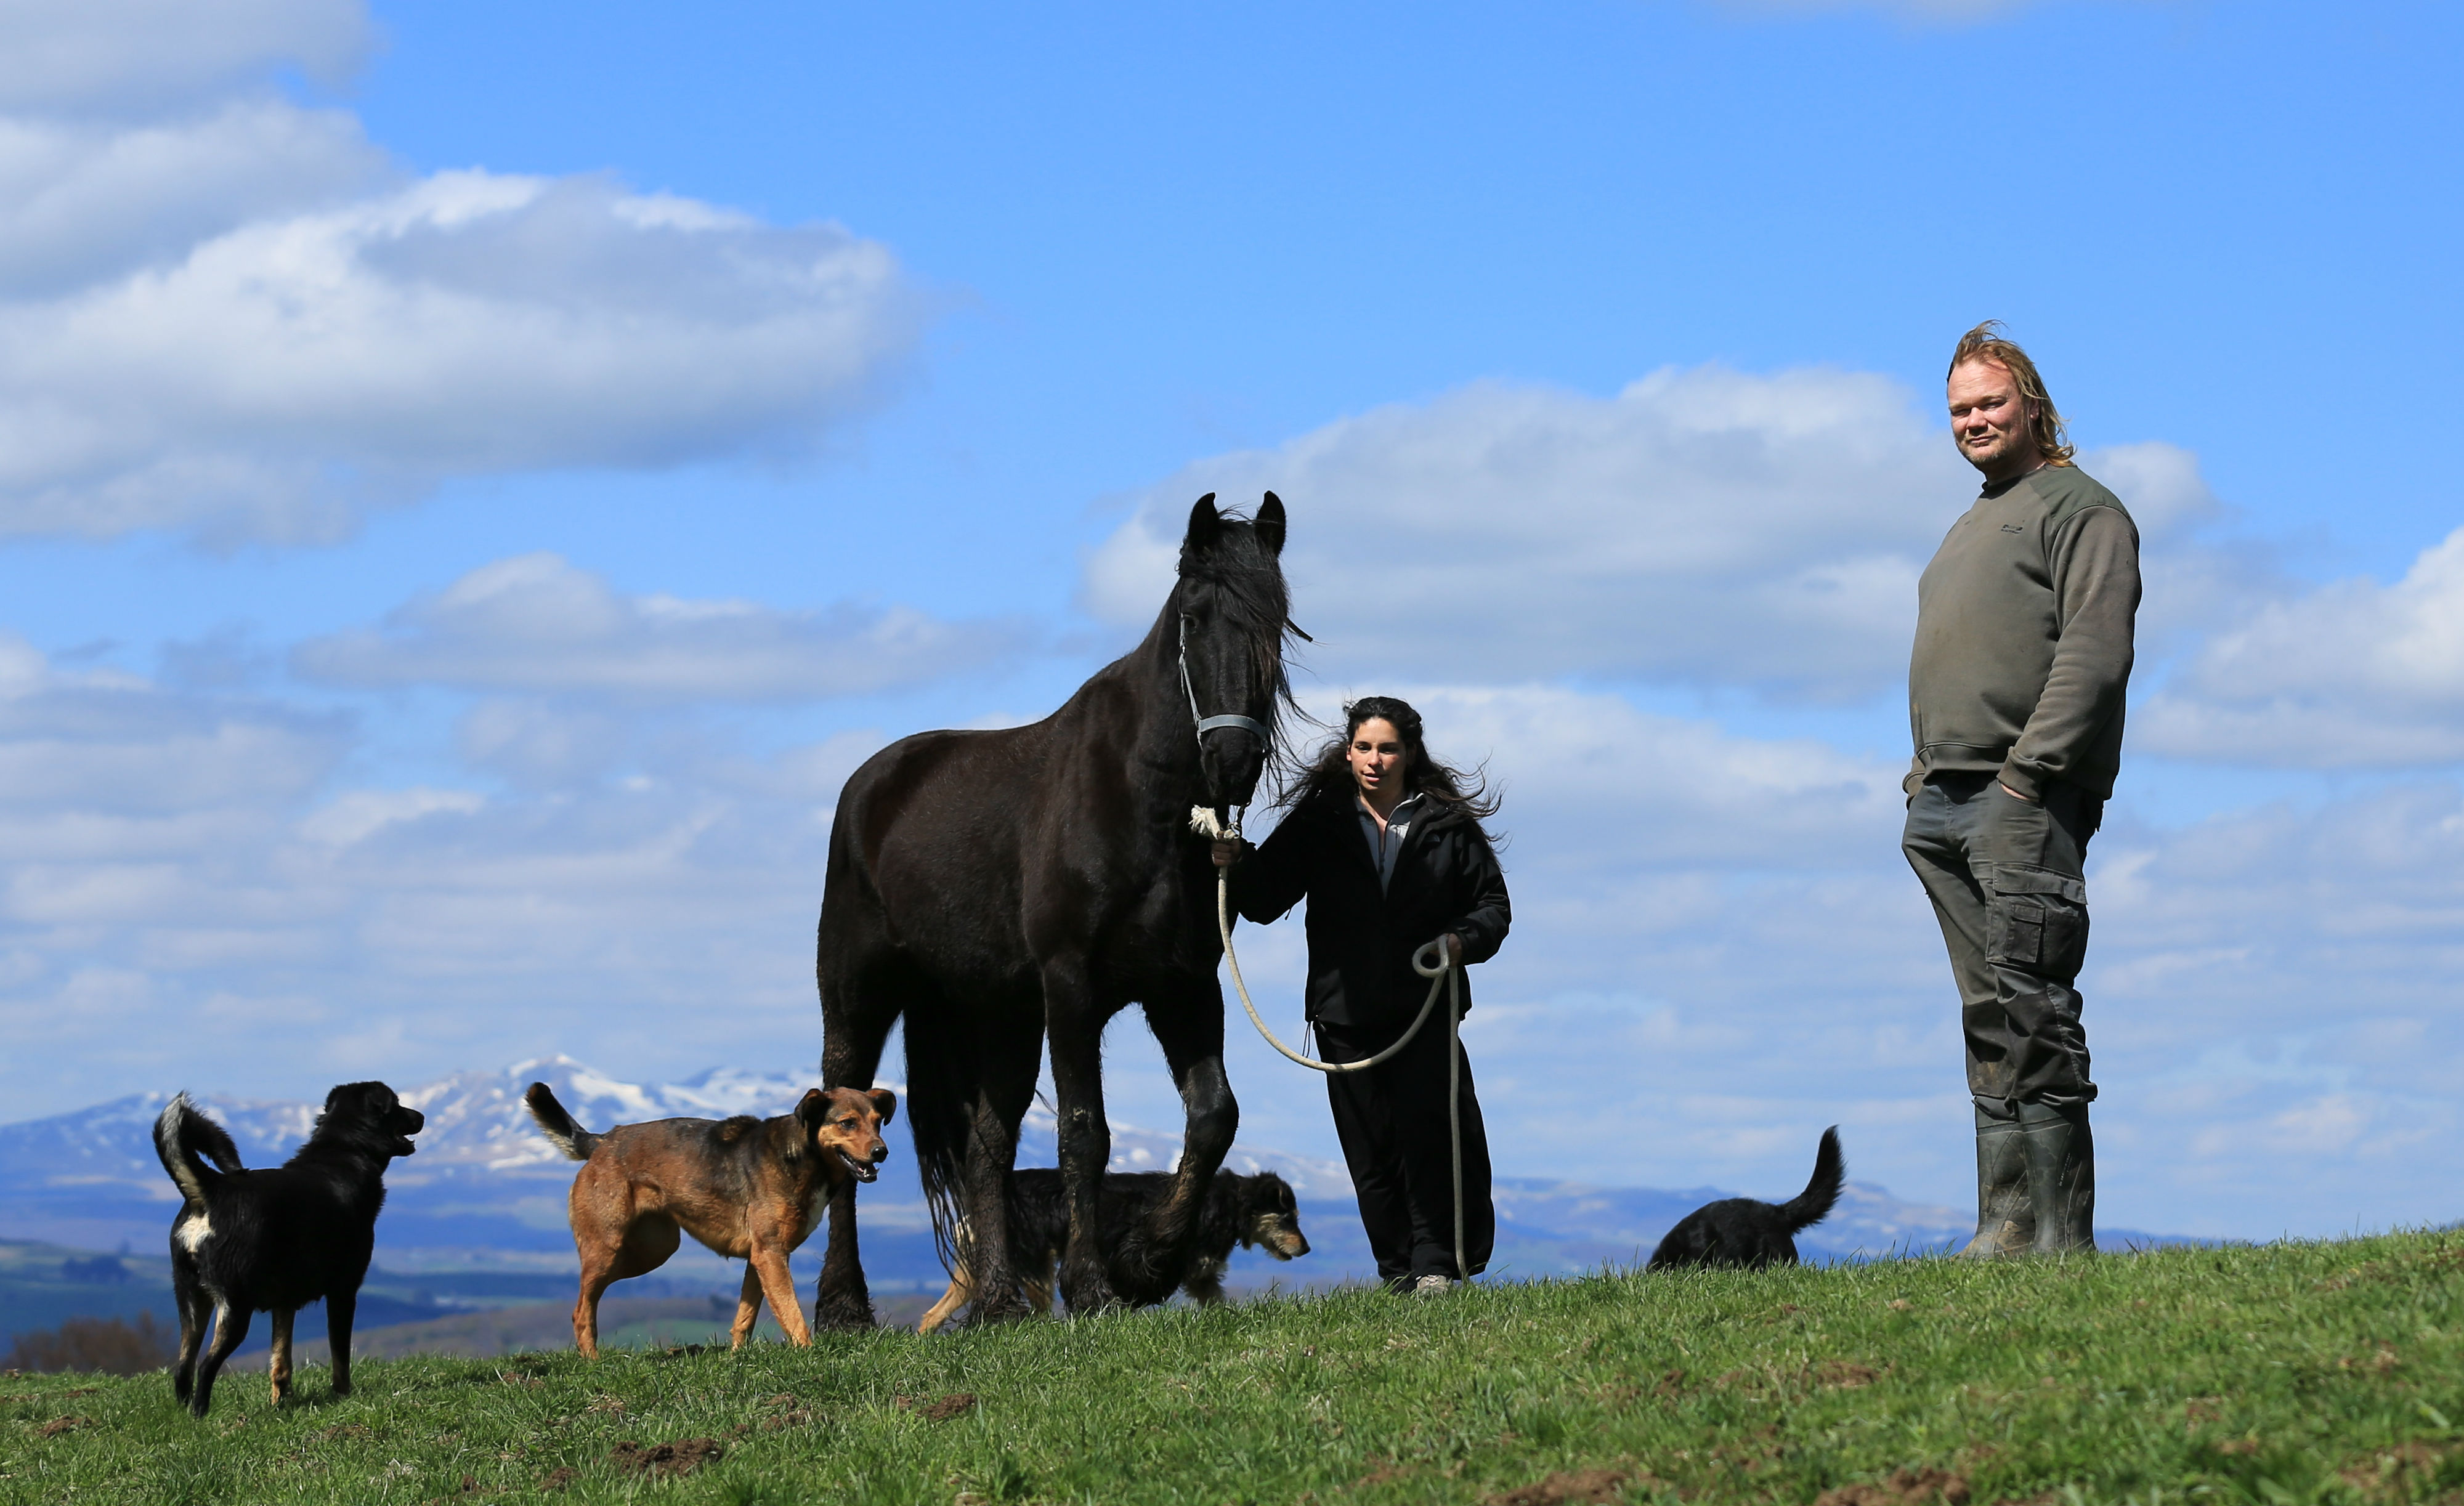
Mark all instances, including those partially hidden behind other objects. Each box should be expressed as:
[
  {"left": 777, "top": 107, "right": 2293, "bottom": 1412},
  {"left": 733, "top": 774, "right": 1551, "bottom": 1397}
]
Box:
[{"left": 1173, "top": 490, "right": 1292, "bottom": 814}]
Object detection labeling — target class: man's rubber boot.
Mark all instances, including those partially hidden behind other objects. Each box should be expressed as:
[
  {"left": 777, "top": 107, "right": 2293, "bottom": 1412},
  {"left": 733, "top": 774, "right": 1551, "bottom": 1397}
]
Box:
[
  {"left": 1958, "top": 1105, "right": 2033, "bottom": 1258},
  {"left": 2020, "top": 1102, "right": 2096, "bottom": 1254}
]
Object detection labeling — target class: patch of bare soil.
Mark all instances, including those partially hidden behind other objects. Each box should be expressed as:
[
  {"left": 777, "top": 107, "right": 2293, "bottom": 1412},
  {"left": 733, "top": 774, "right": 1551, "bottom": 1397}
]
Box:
[
  {"left": 538, "top": 1465, "right": 580, "bottom": 1491},
  {"left": 1485, "top": 1467, "right": 1633, "bottom": 1505},
  {"left": 1812, "top": 1466, "right": 1972, "bottom": 1506},
  {"left": 34, "top": 1415, "right": 95, "bottom": 1438},
  {"left": 610, "top": 1438, "right": 724, "bottom": 1478},
  {"left": 2317, "top": 1244, "right": 2464, "bottom": 1292},
  {"left": 2338, "top": 1441, "right": 2447, "bottom": 1499},
  {"left": 2335, "top": 1343, "right": 2402, "bottom": 1376},
  {"left": 898, "top": 1391, "right": 978, "bottom": 1422}
]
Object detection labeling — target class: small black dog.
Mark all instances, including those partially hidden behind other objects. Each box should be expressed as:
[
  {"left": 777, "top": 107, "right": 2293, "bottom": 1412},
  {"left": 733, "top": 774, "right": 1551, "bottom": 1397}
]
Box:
[
  {"left": 1648, "top": 1127, "right": 1844, "bottom": 1271},
  {"left": 154, "top": 1083, "right": 424, "bottom": 1417},
  {"left": 918, "top": 1168, "right": 1311, "bottom": 1331}
]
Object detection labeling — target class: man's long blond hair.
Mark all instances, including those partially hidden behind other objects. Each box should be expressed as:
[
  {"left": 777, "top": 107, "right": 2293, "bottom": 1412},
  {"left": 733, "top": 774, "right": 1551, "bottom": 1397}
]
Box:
[{"left": 1948, "top": 322, "right": 2074, "bottom": 468}]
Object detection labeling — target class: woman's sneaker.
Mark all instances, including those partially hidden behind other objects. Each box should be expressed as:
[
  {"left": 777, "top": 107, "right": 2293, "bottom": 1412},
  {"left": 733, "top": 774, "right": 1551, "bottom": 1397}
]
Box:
[{"left": 1412, "top": 1274, "right": 1455, "bottom": 1295}]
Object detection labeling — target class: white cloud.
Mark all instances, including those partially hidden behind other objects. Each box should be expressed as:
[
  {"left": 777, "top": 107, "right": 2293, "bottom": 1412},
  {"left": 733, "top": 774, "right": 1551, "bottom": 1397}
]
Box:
[
  {"left": 298, "top": 788, "right": 487, "bottom": 847},
  {"left": 0, "top": 1, "right": 924, "bottom": 543},
  {"left": 2143, "top": 525, "right": 2464, "bottom": 766},
  {"left": 1275, "top": 682, "right": 1907, "bottom": 871},
  {"left": 293, "top": 553, "right": 1022, "bottom": 703},
  {"left": 0, "top": 101, "right": 381, "bottom": 296},
  {"left": 1177, "top": 680, "right": 2464, "bottom": 1239},
  {"left": 0, "top": 635, "right": 884, "bottom": 1116},
  {"left": 0, "top": 0, "right": 368, "bottom": 116},
  {"left": 2, "top": 623, "right": 2463, "bottom": 1240},
  {"left": 1085, "top": 370, "right": 2214, "bottom": 703}
]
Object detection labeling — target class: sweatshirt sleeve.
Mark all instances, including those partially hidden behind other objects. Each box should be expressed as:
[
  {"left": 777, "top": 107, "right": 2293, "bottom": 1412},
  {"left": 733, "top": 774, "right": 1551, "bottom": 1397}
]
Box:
[
  {"left": 1230, "top": 811, "right": 1310, "bottom": 925},
  {"left": 1447, "top": 831, "right": 1512, "bottom": 965},
  {"left": 2001, "top": 504, "right": 2140, "bottom": 801}
]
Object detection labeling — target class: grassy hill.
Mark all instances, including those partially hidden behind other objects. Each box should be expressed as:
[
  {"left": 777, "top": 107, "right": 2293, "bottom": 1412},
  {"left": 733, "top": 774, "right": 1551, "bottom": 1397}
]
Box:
[{"left": 4, "top": 1229, "right": 2460, "bottom": 1505}]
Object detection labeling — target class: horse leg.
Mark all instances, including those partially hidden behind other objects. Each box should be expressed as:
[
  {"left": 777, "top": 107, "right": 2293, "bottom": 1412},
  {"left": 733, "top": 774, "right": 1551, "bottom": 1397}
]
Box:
[
  {"left": 813, "top": 904, "right": 904, "bottom": 1334},
  {"left": 1138, "top": 987, "right": 1240, "bottom": 1292},
  {"left": 1046, "top": 964, "right": 1125, "bottom": 1314},
  {"left": 958, "top": 1005, "right": 1043, "bottom": 1326}
]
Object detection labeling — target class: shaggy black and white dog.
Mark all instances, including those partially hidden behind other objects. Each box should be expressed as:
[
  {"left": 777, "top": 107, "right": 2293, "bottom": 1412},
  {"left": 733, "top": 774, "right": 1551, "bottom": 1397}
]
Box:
[
  {"left": 153, "top": 1083, "right": 424, "bottom": 1417},
  {"left": 1648, "top": 1127, "right": 1844, "bottom": 1271}
]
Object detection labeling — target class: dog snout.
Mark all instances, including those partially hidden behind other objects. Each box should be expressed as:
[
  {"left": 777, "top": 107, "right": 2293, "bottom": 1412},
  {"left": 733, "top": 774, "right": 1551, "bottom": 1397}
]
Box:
[{"left": 869, "top": 1140, "right": 888, "bottom": 1164}]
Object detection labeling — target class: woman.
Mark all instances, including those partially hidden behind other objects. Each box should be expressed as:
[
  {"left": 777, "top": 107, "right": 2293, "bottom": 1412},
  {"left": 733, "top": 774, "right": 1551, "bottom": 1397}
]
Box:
[{"left": 1216, "top": 696, "right": 1510, "bottom": 1294}]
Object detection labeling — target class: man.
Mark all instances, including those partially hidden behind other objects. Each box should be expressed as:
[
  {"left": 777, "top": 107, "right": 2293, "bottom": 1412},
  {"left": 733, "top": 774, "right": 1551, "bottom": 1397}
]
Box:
[{"left": 1903, "top": 323, "right": 2139, "bottom": 1257}]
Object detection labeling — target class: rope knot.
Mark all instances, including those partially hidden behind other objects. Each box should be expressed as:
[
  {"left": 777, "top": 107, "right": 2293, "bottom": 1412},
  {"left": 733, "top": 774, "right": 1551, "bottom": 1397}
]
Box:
[{"left": 1188, "top": 806, "right": 1239, "bottom": 840}]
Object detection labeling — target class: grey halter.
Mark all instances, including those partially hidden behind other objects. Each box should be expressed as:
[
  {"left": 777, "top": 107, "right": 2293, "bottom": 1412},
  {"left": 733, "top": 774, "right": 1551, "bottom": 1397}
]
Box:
[{"left": 1177, "top": 615, "right": 1271, "bottom": 750}]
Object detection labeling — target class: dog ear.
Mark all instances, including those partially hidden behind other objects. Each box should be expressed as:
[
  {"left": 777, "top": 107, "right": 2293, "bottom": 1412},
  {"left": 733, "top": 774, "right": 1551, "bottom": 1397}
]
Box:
[
  {"left": 794, "top": 1089, "right": 829, "bottom": 1136},
  {"left": 868, "top": 1088, "right": 897, "bottom": 1125}
]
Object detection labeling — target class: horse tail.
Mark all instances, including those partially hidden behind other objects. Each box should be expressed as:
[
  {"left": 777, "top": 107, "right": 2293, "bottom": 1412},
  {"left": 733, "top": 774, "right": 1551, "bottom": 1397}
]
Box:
[
  {"left": 901, "top": 985, "right": 976, "bottom": 1274},
  {"left": 522, "top": 1083, "right": 599, "bottom": 1161},
  {"left": 1780, "top": 1125, "right": 1845, "bottom": 1234},
  {"left": 153, "top": 1093, "right": 243, "bottom": 1205}
]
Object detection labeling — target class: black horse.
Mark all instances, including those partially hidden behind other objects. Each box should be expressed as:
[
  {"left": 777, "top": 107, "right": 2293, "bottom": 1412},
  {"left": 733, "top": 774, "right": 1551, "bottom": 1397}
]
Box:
[{"left": 812, "top": 492, "right": 1293, "bottom": 1327}]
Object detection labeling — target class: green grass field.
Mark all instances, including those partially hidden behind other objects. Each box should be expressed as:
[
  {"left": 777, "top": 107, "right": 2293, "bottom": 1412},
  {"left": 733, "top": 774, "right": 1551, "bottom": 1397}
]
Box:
[{"left": 4, "top": 1229, "right": 2460, "bottom": 1505}]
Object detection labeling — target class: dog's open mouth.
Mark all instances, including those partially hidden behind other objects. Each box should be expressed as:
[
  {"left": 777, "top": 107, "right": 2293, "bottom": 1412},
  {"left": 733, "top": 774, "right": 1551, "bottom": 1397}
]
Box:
[{"left": 837, "top": 1148, "right": 879, "bottom": 1183}]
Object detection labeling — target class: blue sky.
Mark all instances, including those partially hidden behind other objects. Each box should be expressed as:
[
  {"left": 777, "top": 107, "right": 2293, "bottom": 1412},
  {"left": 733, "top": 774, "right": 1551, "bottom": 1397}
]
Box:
[{"left": 1, "top": 0, "right": 2460, "bottom": 1242}]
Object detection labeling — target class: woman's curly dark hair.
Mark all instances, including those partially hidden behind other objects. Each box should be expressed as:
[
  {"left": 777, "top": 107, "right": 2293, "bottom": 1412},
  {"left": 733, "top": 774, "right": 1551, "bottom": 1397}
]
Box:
[{"left": 1283, "top": 695, "right": 1501, "bottom": 827}]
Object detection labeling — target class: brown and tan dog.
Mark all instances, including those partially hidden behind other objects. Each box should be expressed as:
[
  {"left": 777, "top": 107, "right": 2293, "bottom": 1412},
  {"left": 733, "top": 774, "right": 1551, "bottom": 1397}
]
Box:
[{"left": 523, "top": 1081, "right": 894, "bottom": 1356}]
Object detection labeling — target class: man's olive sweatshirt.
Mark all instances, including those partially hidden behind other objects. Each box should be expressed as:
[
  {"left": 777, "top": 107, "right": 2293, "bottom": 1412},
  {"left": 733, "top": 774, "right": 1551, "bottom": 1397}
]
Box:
[{"left": 1906, "top": 464, "right": 2141, "bottom": 802}]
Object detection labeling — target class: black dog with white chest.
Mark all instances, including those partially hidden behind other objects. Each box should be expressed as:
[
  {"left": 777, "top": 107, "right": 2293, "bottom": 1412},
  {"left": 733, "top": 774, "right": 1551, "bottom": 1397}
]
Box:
[
  {"left": 153, "top": 1082, "right": 424, "bottom": 1417},
  {"left": 1648, "top": 1127, "right": 1844, "bottom": 1271}
]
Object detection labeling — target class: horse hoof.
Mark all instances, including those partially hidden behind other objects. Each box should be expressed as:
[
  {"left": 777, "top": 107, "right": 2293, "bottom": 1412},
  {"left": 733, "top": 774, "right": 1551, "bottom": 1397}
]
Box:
[{"left": 811, "top": 1296, "right": 877, "bottom": 1333}]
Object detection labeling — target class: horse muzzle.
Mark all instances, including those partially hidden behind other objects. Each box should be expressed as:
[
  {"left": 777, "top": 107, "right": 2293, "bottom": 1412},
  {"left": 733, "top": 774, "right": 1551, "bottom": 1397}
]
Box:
[{"left": 1198, "top": 725, "right": 1268, "bottom": 811}]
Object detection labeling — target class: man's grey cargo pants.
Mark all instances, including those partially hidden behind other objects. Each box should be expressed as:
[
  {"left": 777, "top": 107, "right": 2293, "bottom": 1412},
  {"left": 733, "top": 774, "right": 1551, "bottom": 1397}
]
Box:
[{"left": 1902, "top": 771, "right": 2099, "bottom": 1253}]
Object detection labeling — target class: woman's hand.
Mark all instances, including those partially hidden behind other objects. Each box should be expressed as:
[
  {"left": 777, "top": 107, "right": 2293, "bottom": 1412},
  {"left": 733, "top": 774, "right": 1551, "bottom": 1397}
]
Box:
[
  {"left": 1211, "top": 836, "right": 1247, "bottom": 869},
  {"left": 1437, "top": 932, "right": 1464, "bottom": 965}
]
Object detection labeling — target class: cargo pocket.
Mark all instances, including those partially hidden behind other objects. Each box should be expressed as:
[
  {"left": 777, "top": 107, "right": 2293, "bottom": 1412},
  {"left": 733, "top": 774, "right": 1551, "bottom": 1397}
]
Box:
[{"left": 1985, "top": 864, "right": 2090, "bottom": 978}]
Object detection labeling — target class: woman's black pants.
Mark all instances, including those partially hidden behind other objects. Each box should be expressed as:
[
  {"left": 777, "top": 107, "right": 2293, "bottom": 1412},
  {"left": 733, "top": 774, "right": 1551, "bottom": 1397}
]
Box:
[{"left": 1313, "top": 1013, "right": 1495, "bottom": 1285}]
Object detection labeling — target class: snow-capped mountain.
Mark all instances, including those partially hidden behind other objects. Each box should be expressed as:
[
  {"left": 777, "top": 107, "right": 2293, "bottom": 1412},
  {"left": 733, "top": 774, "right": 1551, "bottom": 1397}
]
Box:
[
  {"left": 15, "top": 1056, "right": 2192, "bottom": 1293},
  {"left": 0, "top": 1056, "right": 1352, "bottom": 1259}
]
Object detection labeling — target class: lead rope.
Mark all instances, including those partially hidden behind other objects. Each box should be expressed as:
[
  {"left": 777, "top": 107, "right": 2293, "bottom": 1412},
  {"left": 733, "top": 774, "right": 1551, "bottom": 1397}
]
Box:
[{"left": 1191, "top": 806, "right": 1470, "bottom": 1289}]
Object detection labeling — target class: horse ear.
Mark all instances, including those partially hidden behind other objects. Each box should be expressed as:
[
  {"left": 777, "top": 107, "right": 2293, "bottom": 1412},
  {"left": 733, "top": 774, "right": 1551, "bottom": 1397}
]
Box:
[
  {"left": 1183, "top": 493, "right": 1222, "bottom": 556},
  {"left": 1255, "top": 492, "right": 1285, "bottom": 557}
]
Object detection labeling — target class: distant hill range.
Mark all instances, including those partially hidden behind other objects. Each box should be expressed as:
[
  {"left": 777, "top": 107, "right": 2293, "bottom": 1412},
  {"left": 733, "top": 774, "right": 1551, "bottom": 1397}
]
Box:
[{"left": 0, "top": 1058, "right": 2201, "bottom": 1350}]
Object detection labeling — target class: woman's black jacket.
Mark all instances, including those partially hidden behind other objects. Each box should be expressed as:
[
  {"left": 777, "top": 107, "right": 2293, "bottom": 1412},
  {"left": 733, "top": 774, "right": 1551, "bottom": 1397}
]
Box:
[{"left": 1229, "top": 788, "right": 1510, "bottom": 1030}]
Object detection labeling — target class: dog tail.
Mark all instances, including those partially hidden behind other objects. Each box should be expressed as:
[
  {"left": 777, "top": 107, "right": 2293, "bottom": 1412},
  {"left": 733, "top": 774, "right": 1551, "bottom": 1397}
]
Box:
[
  {"left": 523, "top": 1083, "right": 599, "bottom": 1161},
  {"left": 153, "top": 1093, "right": 244, "bottom": 1205},
  {"left": 1780, "top": 1126, "right": 1845, "bottom": 1233}
]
